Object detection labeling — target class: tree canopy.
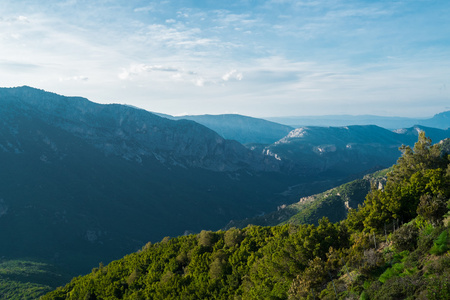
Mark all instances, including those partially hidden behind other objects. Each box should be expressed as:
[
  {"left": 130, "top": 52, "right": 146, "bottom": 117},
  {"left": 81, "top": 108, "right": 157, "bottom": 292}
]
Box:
[{"left": 42, "top": 132, "right": 450, "bottom": 299}]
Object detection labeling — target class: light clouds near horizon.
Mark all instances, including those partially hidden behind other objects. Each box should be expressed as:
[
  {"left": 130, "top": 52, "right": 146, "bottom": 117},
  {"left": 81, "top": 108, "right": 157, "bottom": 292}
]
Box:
[{"left": 1, "top": 0, "right": 449, "bottom": 117}]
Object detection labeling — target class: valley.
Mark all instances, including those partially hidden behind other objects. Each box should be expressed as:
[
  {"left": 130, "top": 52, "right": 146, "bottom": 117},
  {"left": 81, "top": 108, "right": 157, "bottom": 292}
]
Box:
[{"left": 0, "top": 87, "right": 449, "bottom": 299}]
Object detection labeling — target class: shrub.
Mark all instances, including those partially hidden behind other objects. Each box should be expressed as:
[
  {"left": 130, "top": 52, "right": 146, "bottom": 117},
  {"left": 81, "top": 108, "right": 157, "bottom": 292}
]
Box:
[
  {"left": 375, "top": 275, "right": 421, "bottom": 300},
  {"left": 430, "top": 230, "right": 449, "bottom": 255},
  {"left": 425, "top": 271, "right": 450, "bottom": 300},
  {"left": 417, "top": 194, "right": 448, "bottom": 225},
  {"left": 198, "top": 230, "right": 216, "bottom": 248},
  {"left": 416, "top": 225, "right": 441, "bottom": 255},
  {"left": 379, "top": 263, "right": 405, "bottom": 284},
  {"left": 224, "top": 228, "right": 243, "bottom": 248},
  {"left": 391, "top": 223, "right": 419, "bottom": 252}
]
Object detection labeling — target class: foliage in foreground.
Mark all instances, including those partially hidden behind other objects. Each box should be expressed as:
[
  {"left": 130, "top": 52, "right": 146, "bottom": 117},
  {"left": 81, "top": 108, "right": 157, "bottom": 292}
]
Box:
[{"left": 43, "top": 133, "right": 450, "bottom": 299}]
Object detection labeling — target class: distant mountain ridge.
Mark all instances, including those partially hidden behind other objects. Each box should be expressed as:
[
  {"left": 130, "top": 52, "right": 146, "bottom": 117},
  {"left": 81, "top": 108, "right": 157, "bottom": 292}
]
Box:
[
  {"left": 155, "top": 113, "right": 294, "bottom": 145},
  {"left": 418, "top": 110, "right": 450, "bottom": 129},
  {"left": 155, "top": 108, "right": 450, "bottom": 180},
  {"left": 265, "top": 111, "right": 450, "bottom": 129},
  {"left": 155, "top": 111, "right": 450, "bottom": 147}
]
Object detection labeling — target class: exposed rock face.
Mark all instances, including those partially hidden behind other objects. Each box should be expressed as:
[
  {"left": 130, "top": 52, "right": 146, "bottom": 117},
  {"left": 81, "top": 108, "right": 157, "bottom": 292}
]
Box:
[
  {"left": 263, "top": 125, "right": 422, "bottom": 177},
  {"left": 394, "top": 125, "right": 450, "bottom": 142},
  {"left": 0, "top": 86, "right": 279, "bottom": 172}
]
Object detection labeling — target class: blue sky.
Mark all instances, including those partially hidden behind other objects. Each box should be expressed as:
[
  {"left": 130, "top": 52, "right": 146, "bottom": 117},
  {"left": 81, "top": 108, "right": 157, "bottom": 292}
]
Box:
[{"left": 1, "top": 0, "right": 449, "bottom": 117}]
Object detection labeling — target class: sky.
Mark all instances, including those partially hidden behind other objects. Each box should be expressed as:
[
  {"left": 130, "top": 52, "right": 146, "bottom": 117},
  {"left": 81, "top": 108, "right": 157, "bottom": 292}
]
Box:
[{"left": 1, "top": 0, "right": 449, "bottom": 118}]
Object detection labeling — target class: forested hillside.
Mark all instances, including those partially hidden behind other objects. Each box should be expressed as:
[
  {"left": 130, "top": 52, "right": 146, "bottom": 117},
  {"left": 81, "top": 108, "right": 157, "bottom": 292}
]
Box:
[
  {"left": 226, "top": 171, "right": 385, "bottom": 229},
  {"left": 43, "top": 133, "right": 450, "bottom": 299}
]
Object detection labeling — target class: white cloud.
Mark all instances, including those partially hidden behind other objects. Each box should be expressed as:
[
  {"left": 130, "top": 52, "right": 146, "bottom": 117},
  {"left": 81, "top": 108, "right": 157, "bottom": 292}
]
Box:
[
  {"left": 59, "top": 75, "right": 89, "bottom": 82},
  {"left": 118, "top": 64, "right": 186, "bottom": 80},
  {"left": 134, "top": 5, "right": 156, "bottom": 13},
  {"left": 193, "top": 78, "right": 205, "bottom": 87},
  {"left": 0, "top": 15, "right": 29, "bottom": 24},
  {"left": 16, "top": 15, "right": 29, "bottom": 22},
  {"left": 137, "top": 24, "right": 219, "bottom": 50},
  {"left": 0, "top": 0, "right": 448, "bottom": 118},
  {"left": 222, "top": 70, "right": 243, "bottom": 81},
  {"left": 118, "top": 63, "right": 210, "bottom": 88}
]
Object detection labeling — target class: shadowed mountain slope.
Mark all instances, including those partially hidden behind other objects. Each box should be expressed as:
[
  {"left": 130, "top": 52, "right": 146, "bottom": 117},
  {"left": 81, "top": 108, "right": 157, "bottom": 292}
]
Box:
[{"left": 0, "top": 87, "right": 295, "bottom": 276}]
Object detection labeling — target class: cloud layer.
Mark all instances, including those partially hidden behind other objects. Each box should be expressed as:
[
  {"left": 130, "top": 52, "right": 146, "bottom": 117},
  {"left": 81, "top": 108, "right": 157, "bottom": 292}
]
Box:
[{"left": 1, "top": 0, "right": 449, "bottom": 117}]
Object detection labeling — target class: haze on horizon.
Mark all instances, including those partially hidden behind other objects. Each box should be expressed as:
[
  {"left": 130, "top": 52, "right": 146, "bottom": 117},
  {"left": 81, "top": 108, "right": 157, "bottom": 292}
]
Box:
[{"left": 1, "top": 0, "right": 449, "bottom": 118}]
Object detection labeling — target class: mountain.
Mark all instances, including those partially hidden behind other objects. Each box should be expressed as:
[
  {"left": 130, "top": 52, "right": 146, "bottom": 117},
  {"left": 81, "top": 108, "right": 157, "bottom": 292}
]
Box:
[
  {"left": 41, "top": 135, "right": 450, "bottom": 299},
  {"left": 2, "top": 86, "right": 449, "bottom": 298},
  {"left": 263, "top": 125, "right": 405, "bottom": 178},
  {"left": 0, "top": 86, "right": 300, "bottom": 277},
  {"left": 229, "top": 136, "right": 450, "bottom": 234},
  {"left": 419, "top": 110, "right": 450, "bottom": 129},
  {"left": 262, "top": 125, "right": 450, "bottom": 179},
  {"left": 226, "top": 170, "right": 387, "bottom": 229},
  {"left": 1, "top": 86, "right": 280, "bottom": 172},
  {"left": 265, "top": 115, "right": 423, "bottom": 129},
  {"left": 266, "top": 111, "right": 450, "bottom": 130},
  {"left": 156, "top": 113, "right": 294, "bottom": 145}
]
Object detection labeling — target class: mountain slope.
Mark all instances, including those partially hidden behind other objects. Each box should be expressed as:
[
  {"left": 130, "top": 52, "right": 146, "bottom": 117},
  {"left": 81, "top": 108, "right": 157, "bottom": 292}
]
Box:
[
  {"left": 0, "top": 87, "right": 296, "bottom": 277},
  {"left": 263, "top": 125, "right": 450, "bottom": 179},
  {"left": 157, "top": 113, "right": 294, "bottom": 145},
  {"left": 41, "top": 134, "right": 450, "bottom": 299},
  {"left": 2, "top": 87, "right": 449, "bottom": 299},
  {"left": 419, "top": 110, "right": 450, "bottom": 129},
  {"left": 226, "top": 170, "right": 387, "bottom": 229},
  {"left": 263, "top": 125, "right": 406, "bottom": 178},
  {"left": 1, "top": 87, "right": 279, "bottom": 172},
  {"left": 394, "top": 125, "right": 450, "bottom": 142}
]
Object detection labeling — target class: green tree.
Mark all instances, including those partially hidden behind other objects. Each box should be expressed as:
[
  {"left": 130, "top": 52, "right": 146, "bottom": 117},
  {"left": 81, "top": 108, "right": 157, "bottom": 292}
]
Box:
[
  {"left": 417, "top": 194, "right": 448, "bottom": 225},
  {"left": 389, "top": 131, "right": 444, "bottom": 183},
  {"left": 352, "top": 132, "right": 449, "bottom": 232}
]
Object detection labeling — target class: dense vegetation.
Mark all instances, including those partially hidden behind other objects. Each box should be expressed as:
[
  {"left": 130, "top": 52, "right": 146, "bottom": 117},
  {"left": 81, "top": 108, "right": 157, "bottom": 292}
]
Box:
[
  {"left": 41, "top": 132, "right": 450, "bottom": 299},
  {"left": 227, "top": 172, "right": 386, "bottom": 229},
  {"left": 0, "top": 259, "right": 71, "bottom": 300}
]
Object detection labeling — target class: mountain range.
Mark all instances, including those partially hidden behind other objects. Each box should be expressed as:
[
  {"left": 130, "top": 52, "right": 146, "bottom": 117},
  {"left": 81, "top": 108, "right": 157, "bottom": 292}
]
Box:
[
  {"left": 40, "top": 139, "right": 450, "bottom": 299},
  {"left": 0, "top": 86, "right": 297, "bottom": 276},
  {"left": 155, "top": 113, "right": 294, "bottom": 145},
  {"left": 1, "top": 86, "right": 450, "bottom": 297},
  {"left": 265, "top": 111, "right": 450, "bottom": 129},
  {"left": 158, "top": 111, "right": 449, "bottom": 149},
  {"left": 263, "top": 125, "right": 449, "bottom": 178}
]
